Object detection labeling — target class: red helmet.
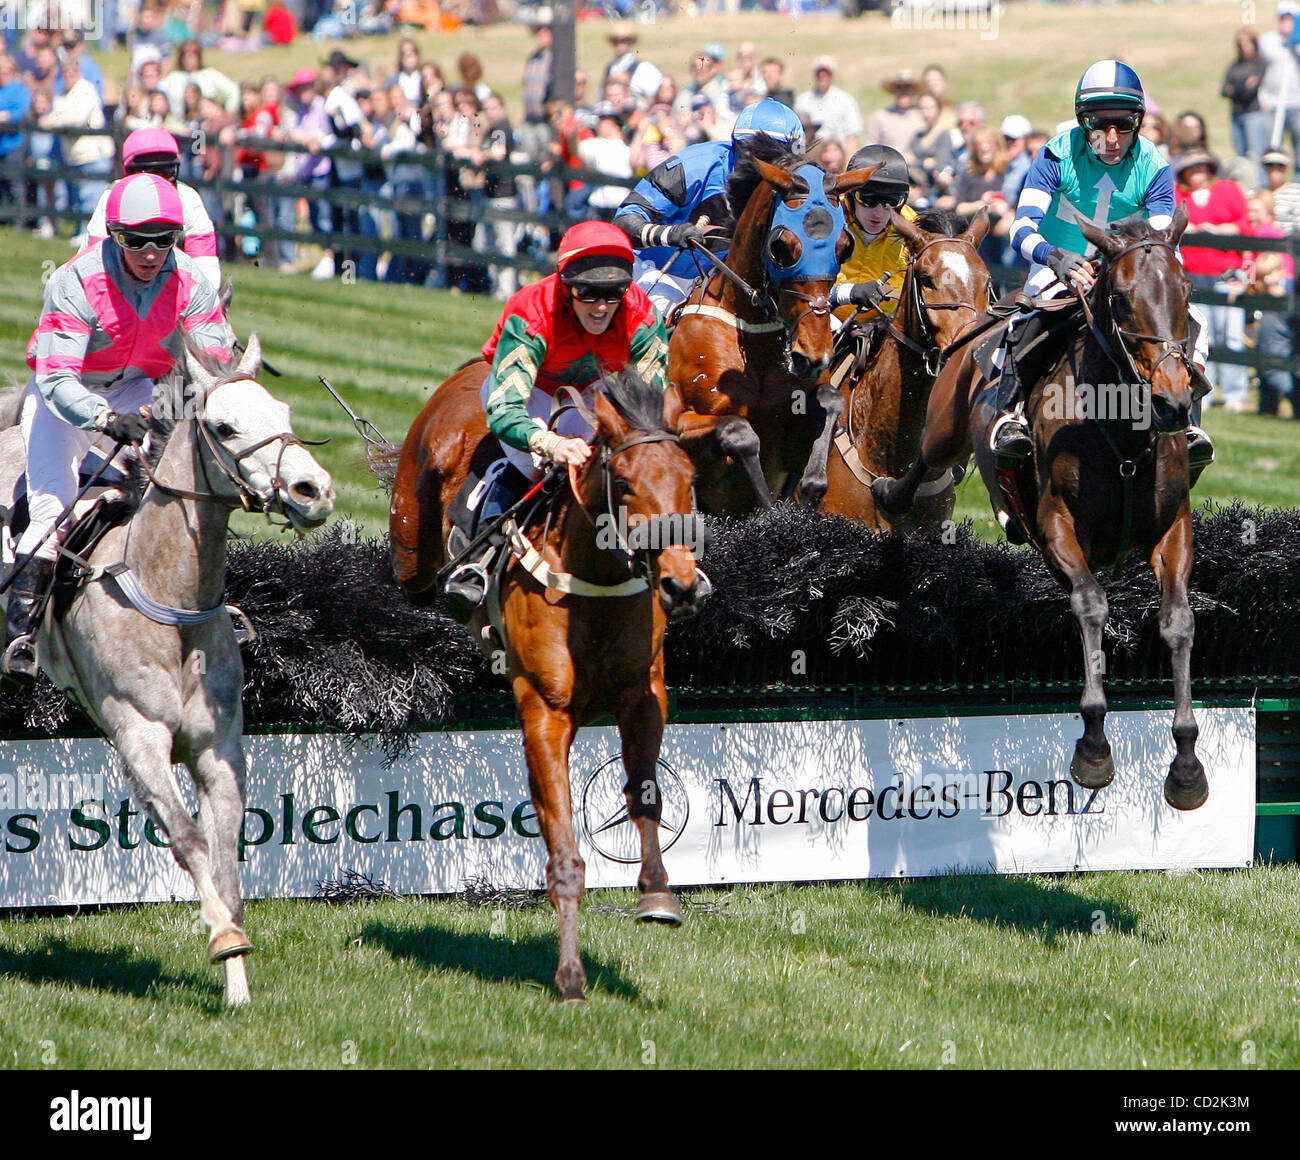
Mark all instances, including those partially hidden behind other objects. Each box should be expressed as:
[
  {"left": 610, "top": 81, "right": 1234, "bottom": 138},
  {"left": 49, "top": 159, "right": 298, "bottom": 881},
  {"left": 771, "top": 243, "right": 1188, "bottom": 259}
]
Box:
[
  {"left": 106, "top": 173, "right": 184, "bottom": 231},
  {"left": 556, "top": 220, "right": 634, "bottom": 286}
]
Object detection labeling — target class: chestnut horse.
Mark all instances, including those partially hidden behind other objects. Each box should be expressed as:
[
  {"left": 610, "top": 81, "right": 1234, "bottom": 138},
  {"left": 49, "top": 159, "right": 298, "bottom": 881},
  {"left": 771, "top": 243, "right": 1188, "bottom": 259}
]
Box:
[
  {"left": 821, "top": 208, "right": 991, "bottom": 531},
  {"left": 872, "top": 206, "right": 1208, "bottom": 809},
  {"left": 389, "top": 366, "right": 703, "bottom": 1001},
  {"left": 671, "top": 151, "right": 879, "bottom": 516}
]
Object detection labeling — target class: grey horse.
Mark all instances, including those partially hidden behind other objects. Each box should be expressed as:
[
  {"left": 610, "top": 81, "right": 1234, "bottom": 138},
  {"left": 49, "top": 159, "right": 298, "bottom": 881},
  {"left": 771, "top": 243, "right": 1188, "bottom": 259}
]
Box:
[{"left": 1, "top": 336, "right": 334, "bottom": 1006}]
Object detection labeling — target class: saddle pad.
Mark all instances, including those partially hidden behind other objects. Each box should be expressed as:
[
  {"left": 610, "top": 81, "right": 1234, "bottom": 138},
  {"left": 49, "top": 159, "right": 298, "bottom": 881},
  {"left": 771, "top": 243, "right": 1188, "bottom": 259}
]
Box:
[{"left": 51, "top": 493, "right": 136, "bottom": 620}]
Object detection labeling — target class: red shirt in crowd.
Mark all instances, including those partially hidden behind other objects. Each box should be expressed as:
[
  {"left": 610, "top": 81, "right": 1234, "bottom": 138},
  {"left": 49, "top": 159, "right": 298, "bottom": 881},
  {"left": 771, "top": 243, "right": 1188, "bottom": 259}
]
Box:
[{"left": 1175, "top": 178, "right": 1248, "bottom": 279}]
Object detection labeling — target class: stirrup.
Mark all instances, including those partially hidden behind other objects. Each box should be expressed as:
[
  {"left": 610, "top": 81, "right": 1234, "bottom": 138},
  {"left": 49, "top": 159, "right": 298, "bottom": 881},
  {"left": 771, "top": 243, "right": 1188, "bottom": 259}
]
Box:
[
  {"left": 694, "top": 566, "right": 714, "bottom": 603},
  {"left": 444, "top": 559, "right": 491, "bottom": 621},
  {"left": 989, "top": 410, "right": 1032, "bottom": 468},
  {"left": 1186, "top": 425, "right": 1215, "bottom": 469},
  {"left": 995, "top": 509, "right": 1028, "bottom": 547},
  {"left": 2, "top": 634, "right": 39, "bottom": 681}
]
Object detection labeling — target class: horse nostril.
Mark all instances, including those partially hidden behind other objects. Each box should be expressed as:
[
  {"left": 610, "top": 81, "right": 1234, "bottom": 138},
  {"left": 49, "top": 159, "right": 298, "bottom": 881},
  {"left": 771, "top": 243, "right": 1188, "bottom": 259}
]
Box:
[{"left": 292, "top": 481, "right": 319, "bottom": 502}]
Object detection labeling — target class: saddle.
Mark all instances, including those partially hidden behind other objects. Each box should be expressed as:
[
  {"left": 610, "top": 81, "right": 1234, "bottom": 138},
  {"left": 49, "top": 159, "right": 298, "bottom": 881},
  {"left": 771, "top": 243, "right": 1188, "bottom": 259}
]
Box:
[{"left": 829, "top": 314, "right": 889, "bottom": 389}]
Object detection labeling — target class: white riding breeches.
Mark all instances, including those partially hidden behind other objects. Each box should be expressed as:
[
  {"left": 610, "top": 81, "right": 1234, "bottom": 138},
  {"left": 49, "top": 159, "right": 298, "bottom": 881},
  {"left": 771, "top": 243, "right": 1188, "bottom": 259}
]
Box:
[
  {"left": 635, "top": 266, "right": 695, "bottom": 318},
  {"left": 16, "top": 377, "right": 153, "bottom": 562}
]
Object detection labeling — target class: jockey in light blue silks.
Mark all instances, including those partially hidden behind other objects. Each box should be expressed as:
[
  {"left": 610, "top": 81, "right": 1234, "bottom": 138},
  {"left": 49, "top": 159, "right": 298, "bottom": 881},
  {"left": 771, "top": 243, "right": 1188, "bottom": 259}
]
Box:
[
  {"left": 992, "top": 60, "right": 1214, "bottom": 472},
  {"left": 613, "top": 98, "right": 806, "bottom": 316}
]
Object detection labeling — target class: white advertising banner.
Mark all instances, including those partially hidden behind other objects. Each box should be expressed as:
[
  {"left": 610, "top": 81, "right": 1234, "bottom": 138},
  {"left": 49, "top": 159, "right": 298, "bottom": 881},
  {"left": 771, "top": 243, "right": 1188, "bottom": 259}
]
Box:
[{"left": 0, "top": 709, "right": 1256, "bottom": 907}]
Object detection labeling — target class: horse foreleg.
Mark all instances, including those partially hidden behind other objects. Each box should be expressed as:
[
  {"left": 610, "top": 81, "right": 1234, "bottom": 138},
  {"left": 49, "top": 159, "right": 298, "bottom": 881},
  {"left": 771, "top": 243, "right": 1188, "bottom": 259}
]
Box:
[
  {"left": 193, "top": 739, "right": 254, "bottom": 1006},
  {"left": 872, "top": 346, "right": 978, "bottom": 517},
  {"left": 795, "top": 382, "right": 846, "bottom": 509},
  {"left": 1040, "top": 511, "right": 1114, "bottom": 789},
  {"left": 679, "top": 411, "right": 774, "bottom": 510},
  {"left": 517, "top": 689, "right": 587, "bottom": 1001},
  {"left": 112, "top": 715, "right": 250, "bottom": 970},
  {"left": 617, "top": 678, "right": 683, "bottom": 926},
  {"left": 1152, "top": 510, "right": 1208, "bottom": 810}
]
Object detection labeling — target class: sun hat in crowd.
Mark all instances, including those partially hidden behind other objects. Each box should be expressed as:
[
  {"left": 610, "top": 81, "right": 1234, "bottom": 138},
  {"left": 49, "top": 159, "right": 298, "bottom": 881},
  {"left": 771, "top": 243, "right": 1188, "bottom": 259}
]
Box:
[
  {"left": 608, "top": 20, "right": 637, "bottom": 42},
  {"left": 1262, "top": 150, "right": 1292, "bottom": 168},
  {"left": 1000, "top": 114, "right": 1033, "bottom": 141},
  {"left": 1172, "top": 149, "right": 1219, "bottom": 180},
  {"left": 699, "top": 43, "right": 725, "bottom": 62},
  {"left": 882, "top": 69, "right": 919, "bottom": 93},
  {"left": 286, "top": 67, "right": 317, "bottom": 90},
  {"left": 812, "top": 55, "right": 837, "bottom": 75}
]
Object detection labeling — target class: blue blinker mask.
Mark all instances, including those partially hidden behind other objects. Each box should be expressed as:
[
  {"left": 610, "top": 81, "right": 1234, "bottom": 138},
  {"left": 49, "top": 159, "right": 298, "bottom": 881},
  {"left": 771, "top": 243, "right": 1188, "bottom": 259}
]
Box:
[{"left": 765, "top": 164, "right": 846, "bottom": 283}]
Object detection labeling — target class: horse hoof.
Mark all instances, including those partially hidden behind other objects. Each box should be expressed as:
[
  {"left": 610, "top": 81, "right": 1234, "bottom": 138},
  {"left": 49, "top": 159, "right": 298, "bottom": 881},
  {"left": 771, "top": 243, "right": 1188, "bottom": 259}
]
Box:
[
  {"left": 635, "top": 891, "right": 684, "bottom": 926},
  {"left": 1069, "top": 746, "right": 1114, "bottom": 789},
  {"left": 871, "top": 477, "right": 908, "bottom": 517},
  {"left": 1164, "top": 766, "right": 1209, "bottom": 811},
  {"left": 208, "top": 928, "right": 254, "bottom": 963}
]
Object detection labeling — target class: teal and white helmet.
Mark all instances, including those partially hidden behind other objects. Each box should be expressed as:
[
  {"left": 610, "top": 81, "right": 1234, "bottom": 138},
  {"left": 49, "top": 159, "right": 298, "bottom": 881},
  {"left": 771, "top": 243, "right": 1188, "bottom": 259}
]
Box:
[{"left": 1074, "top": 60, "right": 1146, "bottom": 123}]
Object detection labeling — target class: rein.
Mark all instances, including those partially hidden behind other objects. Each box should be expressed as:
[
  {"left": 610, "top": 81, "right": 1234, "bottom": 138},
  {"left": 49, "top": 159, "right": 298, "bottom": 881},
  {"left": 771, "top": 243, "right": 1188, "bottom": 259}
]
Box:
[{"left": 887, "top": 235, "right": 984, "bottom": 378}]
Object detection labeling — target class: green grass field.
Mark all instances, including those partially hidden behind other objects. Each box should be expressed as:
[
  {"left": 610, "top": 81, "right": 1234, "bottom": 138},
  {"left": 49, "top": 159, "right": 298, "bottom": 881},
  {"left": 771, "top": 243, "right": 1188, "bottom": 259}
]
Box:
[{"left": 1, "top": 867, "right": 1297, "bottom": 1069}]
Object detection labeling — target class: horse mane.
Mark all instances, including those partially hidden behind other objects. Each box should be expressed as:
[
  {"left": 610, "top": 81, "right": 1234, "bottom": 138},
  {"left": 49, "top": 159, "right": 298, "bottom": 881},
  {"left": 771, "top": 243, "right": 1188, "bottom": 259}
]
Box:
[
  {"left": 726, "top": 137, "right": 808, "bottom": 221},
  {"left": 1111, "top": 216, "right": 1163, "bottom": 242},
  {"left": 601, "top": 368, "right": 671, "bottom": 437},
  {"left": 916, "top": 209, "right": 966, "bottom": 238}
]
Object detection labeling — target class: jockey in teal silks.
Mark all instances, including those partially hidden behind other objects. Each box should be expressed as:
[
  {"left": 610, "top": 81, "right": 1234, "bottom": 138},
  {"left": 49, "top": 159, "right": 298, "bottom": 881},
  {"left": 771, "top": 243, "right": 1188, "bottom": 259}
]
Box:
[{"left": 993, "top": 59, "right": 1214, "bottom": 474}]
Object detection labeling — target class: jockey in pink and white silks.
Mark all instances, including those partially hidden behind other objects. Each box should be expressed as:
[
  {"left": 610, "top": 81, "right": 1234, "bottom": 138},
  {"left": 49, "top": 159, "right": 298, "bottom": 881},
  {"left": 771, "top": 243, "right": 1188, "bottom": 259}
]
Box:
[
  {"left": 84, "top": 128, "right": 222, "bottom": 290},
  {"left": 3, "top": 172, "right": 232, "bottom": 681}
]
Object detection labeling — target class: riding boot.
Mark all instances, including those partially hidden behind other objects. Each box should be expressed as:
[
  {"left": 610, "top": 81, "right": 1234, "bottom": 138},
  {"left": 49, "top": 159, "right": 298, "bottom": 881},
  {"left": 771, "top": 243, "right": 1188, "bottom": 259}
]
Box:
[
  {"left": 1186, "top": 425, "right": 1215, "bottom": 488},
  {"left": 3, "top": 556, "right": 56, "bottom": 682},
  {"left": 444, "top": 462, "right": 532, "bottom": 623},
  {"left": 989, "top": 345, "right": 1033, "bottom": 468}
]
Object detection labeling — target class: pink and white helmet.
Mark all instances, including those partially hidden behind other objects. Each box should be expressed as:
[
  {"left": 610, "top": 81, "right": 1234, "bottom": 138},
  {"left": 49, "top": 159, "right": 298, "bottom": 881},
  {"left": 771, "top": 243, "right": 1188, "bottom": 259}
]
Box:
[{"left": 105, "top": 173, "right": 184, "bottom": 231}]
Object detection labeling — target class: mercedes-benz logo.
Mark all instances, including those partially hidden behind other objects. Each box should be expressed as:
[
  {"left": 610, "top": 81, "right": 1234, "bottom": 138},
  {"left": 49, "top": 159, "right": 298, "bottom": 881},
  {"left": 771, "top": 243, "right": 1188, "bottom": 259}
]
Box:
[{"left": 579, "top": 755, "right": 690, "bottom": 864}]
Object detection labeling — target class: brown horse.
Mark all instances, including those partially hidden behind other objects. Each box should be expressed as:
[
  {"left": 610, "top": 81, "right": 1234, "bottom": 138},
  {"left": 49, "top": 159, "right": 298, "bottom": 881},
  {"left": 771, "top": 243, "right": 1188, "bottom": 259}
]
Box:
[
  {"left": 821, "top": 208, "right": 991, "bottom": 531},
  {"left": 389, "top": 365, "right": 703, "bottom": 1001},
  {"left": 872, "top": 206, "right": 1207, "bottom": 809},
  {"left": 671, "top": 151, "right": 879, "bottom": 516}
]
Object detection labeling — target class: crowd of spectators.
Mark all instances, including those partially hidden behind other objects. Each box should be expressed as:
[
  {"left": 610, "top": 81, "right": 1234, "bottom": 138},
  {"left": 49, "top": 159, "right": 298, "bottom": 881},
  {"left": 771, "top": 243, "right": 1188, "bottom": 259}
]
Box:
[{"left": 0, "top": 2, "right": 1297, "bottom": 413}]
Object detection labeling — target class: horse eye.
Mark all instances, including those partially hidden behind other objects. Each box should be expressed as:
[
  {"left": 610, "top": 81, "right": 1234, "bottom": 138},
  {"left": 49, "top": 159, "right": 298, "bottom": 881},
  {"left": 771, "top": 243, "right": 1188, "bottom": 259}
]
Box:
[
  {"left": 616, "top": 478, "right": 634, "bottom": 498},
  {"left": 215, "top": 422, "right": 237, "bottom": 439}
]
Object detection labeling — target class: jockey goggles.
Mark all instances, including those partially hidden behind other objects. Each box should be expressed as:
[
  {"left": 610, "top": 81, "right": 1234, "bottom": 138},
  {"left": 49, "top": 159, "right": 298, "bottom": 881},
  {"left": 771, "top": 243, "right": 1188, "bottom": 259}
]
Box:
[
  {"left": 854, "top": 188, "right": 907, "bottom": 210},
  {"left": 127, "top": 158, "right": 182, "bottom": 184},
  {"left": 570, "top": 282, "right": 629, "bottom": 303},
  {"left": 111, "top": 227, "right": 182, "bottom": 252},
  {"left": 1080, "top": 110, "right": 1142, "bottom": 135}
]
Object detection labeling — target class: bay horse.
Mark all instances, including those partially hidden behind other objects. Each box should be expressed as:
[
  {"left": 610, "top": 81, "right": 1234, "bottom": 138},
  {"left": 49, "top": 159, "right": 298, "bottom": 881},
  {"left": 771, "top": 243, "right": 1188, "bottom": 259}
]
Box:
[
  {"left": 670, "top": 149, "right": 879, "bottom": 516},
  {"left": 821, "top": 208, "right": 991, "bottom": 531},
  {"left": 872, "top": 205, "right": 1208, "bottom": 809},
  {"left": 389, "top": 366, "right": 703, "bottom": 1002},
  {"left": 0, "top": 336, "right": 335, "bottom": 1005}
]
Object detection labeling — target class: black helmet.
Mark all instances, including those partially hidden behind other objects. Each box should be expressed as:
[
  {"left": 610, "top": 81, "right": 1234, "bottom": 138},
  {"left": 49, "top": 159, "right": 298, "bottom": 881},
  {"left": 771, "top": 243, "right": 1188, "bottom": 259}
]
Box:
[{"left": 847, "top": 143, "right": 910, "bottom": 196}]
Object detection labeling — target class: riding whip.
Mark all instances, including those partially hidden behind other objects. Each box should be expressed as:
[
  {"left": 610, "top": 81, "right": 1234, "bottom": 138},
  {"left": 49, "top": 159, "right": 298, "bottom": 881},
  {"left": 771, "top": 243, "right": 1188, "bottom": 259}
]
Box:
[{"left": 317, "top": 375, "right": 391, "bottom": 448}]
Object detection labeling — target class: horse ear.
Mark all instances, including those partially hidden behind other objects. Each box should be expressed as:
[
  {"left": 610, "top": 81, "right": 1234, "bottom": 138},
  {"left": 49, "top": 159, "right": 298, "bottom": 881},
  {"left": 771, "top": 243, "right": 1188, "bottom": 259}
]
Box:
[
  {"left": 962, "top": 205, "right": 991, "bottom": 248},
  {"left": 823, "top": 164, "right": 882, "bottom": 199},
  {"left": 889, "top": 208, "right": 929, "bottom": 254},
  {"left": 594, "top": 387, "right": 629, "bottom": 442},
  {"left": 236, "top": 332, "right": 263, "bottom": 378},
  {"left": 183, "top": 335, "right": 219, "bottom": 392},
  {"left": 661, "top": 382, "right": 684, "bottom": 432},
  {"left": 1164, "top": 201, "right": 1190, "bottom": 247},
  {"left": 754, "top": 156, "right": 797, "bottom": 195},
  {"left": 1076, "top": 215, "right": 1126, "bottom": 259}
]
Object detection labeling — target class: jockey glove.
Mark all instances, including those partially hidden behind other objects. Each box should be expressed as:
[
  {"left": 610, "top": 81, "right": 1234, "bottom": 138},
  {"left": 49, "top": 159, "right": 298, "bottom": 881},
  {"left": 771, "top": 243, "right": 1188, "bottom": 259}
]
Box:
[
  {"left": 665, "top": 223, "right": 706, "bottom": 249},
  {"left": 1047, "top": 248, "right": 1088, "bottom": 286},
  {"left": 100, "top": 410, "right": 151, "bottom": 445},
  {"left": 848, "top": 280, "right": 888, "bottom": 309}
]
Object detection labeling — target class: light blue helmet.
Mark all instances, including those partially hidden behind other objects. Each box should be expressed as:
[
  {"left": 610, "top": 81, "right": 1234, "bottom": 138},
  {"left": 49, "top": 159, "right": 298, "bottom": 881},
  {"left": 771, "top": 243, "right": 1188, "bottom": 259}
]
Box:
[
  {"left": 732, "top": 98, "right": 806, "bottom": 151},
  {"left": 1074, "top": 60, "right": 1146, "bottom": 121}
]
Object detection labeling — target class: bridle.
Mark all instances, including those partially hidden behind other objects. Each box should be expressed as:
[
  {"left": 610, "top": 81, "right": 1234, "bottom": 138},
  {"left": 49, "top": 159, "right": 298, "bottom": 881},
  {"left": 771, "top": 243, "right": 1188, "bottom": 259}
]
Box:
[
  {"left": 138, "top": 376, "right": 327, "bottom": 525},
  {"left": 564, "top": 426, "right": 698, "bottom": 582},
  {"left": 1078, "top": 238, "right": 1194, "bottom": 390},
  {"left": 887, "top": 235, "right": 986, "bottom": 378}
]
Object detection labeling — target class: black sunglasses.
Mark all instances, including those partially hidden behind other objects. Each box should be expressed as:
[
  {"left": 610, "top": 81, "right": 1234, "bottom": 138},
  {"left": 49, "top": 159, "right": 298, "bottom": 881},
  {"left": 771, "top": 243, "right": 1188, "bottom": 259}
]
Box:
[
  {"left": 127, "top": 160, "right": 180, "bottom": 183},
  {"left": 112, "top": 229, "right": 181, "bottom": 252},
  {"left": 1081, "top": 111, "right": 1141, "bottom": 135},
  {"left": 854, "top": 189, "right": 906, "bottom": 210},
  {"left": 572, "top": 284, "right": 628, "bottom": 303}
]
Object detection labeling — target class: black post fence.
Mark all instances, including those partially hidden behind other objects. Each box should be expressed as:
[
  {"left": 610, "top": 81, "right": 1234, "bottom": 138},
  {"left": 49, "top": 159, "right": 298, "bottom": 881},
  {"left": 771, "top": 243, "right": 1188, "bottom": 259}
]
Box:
[{"left": 5, "top": 123, "right": 1300, "bottom": 375}]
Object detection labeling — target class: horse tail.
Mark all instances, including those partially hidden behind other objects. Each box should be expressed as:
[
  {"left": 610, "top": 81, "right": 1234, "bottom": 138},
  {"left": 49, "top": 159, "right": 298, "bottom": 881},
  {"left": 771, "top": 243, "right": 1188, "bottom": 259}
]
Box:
[{"left": 367, "top": 438, "right": 402, "bottom": 491}]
